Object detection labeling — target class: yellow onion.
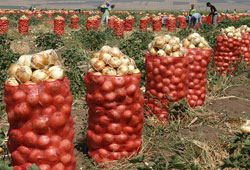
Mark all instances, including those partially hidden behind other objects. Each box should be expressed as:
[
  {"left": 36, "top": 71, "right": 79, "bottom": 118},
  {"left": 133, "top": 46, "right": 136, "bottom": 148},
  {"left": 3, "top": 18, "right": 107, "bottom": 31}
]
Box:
[
  {"left": 46, "top": 78, "right": 56, "bottom": 82},
  {"left": 106, "top": 68, "right": 117, "bottom": 75},
  {"left": 88, "top": 68, "right": 95, "bottom": 73},
  {"left": 9, "top": 64, "right": 21, "bottom": 77},
  {"left": 198, "top": 43, "right": 205, "bottom": 49},
  {"left": 90, "top": 56, "right": 99, "bottom": 66},
  {"left": 157, "top": 49, "right": 166, "bottom": 57},
  {"left": 31, "top": 70, "right": 48, "bottom": 83},
  {"left": 15, "top": 66, "right": 32, "bottom": 83},
  {"left": 93, "top": 72, "right": 102, "bottom": 75},
  {"left": 102, "top": 53, "right": 112, "bottom": 63},
  {"left": 183, "top": 39, "right": 190, "bottom": 47},
  {"left": 100, "top": 45, "right": 111, "bottom": 53},
  {"left": 48, "top": 66, "right": 65, "bottom": 80},
  {"left": 227, "top": 32, "right": 234, "bottom": 37},
  {"left": 108, "top": 57, "right": 121, "bottom": 68},
  {"left": 18, "top": 55, "right": 32, "bottom": 67},
  {"left": 150, "top": 47, "right": 157, "bottom": 56},
  {"left": 241, "top": 126, "right": 250, "bottom": 133},
  {"left": 128, "top": 64, "right": 135, "bottom": 74},
  {"left": 6, "top": 77, "right": 19, "bottom": 86},
  {"left": 45, "top": 50, "right": 58, "bottom": 65},
  {"left": 31, "top": 53, "right": 49, "bottom": 69},
  {"left": 130, "top": 58, "right": 136, "bottom": 66},
  {"left": 168, "top": 39, "right": 177, "bottom": 45},
  {"left": 109, "top": 47, "right": 121, "bottom": 57},
  {"left": 25, "top": 81, "right": 36, "bottom": 85},
  {"left": 191, "top": 37, "right": 201, "bottom": 45},
  {"left": 148, "top": 42, "right": 152, "bottom": 50},
  {"left": 133, "top": 68, "right": 140, "bottom": 74},
  {"left": 172, "top": 51, "right": 181, "bottom": 57},
  {"left": 189, "top": 44, "right": 195, "bottom": 49},
  {"left": 172, "top": 44, "right": 180, "bottom": 52},
  {"left": 117, "top": 64, "right": 129, "bottom": 75},
  {"left": 102, "top": 66, "right": 111, "bottom": 75},
  {"left": 94, "top": 52, "right": 100, "bottom": 58},
  {"left": 164, "top": 44, "right": 172, "bottom": 54},
  {"left": 93, "top": 59, "right": 106, "bottom": 72},
  {"left": 120, "top": 55, "right": 130, "bottom": 65},
  {"left": 163, "top": 35, "right": 171, "bottom": 43},
  {"left": 154, "top": 37, "right": 165, "bottom": 49}
]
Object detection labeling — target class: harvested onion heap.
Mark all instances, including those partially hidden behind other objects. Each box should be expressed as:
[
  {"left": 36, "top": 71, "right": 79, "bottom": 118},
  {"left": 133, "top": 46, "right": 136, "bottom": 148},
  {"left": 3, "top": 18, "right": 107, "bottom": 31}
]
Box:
[
  {"left": 221, "top": 26, "right": 241, "bottom": 39},
  {"left": 6, "top": 49, "right": 65, "bottom": 86},
  {"left": 148, "top": 35, "right": 185, "bottom": 57},
  {"left": 238, "top": 25, "right": 250, "bottom": 34},
  {"left": 182, "top": 33, "right": 211, "bottom": 50},
  {"left": 88, "top": 46, "right": 140, "bottom": 76},
  {"left": 240, "top": 120, "right": 250, "bottom": 133}
]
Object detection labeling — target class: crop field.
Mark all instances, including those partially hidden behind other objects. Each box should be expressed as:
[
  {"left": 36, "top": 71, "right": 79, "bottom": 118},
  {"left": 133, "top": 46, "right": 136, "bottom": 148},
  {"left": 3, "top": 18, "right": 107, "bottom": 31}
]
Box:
[{"left": 0, "top": 10, "right": 250, "bottom": 170}]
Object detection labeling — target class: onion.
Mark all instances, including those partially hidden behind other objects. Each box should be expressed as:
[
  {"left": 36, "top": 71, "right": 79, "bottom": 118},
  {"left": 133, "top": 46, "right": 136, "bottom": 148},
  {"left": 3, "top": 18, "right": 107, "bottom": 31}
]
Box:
[
  {"left": 172, "top": 51, "right": 180, "bottom": 57},
  {"left": 31, "top": 53, "right": 49, "bottom": 69},
  {"left": 198, "top": 43, "right": 205, "bottom": 49},
  {"left": 90, "top": 56, "right": 99, "bottom": 66},
  {"left": 9, "top": 64, "right": 21, "bottom": 77},
  {"left": 168, "top": 39, "right": 177, "bottom": 45},
  {"left": 109, "top": 47, "right": 121, "bottom": 58},
  {"left": 15, "top": 66, "right": 32, "bottom": 83},
  {"left": 227, "top": 32, "right": 234, "bottom": 37},
  {"left": 150, "top": 47, "right": 157, "bottom": 55},
  {"left": 106, "top": 68, "right": 117, "bottom": 75},
  {"left": 44, "top": 50, "right": 58, "bottom": 65},
  {"left": 148, "top": 43, "right": 152, "bottom": 50},
  {"left": 31, "top": 70, "right": 49, "bottom": 83},
  {"left": 133, "top": 68, "right": 140, "bottom": 74},
  {"left": 101, "top": 45, "right": 111, "bottom": 53},
  {"left": 18, "top": 55, "right": 32, "bottom": 67},
  {"left": 164, "top": 35, "right": 171, "bottom": 43},
  {"left": 93, "top": 72, "right": 102, "bottom": 75},
  {"left": 192, "top": 37, "right": 201, "bottom": 45},
  {"left": 102, "top": 53, "right": 112, "bottom": 63},
  {"left": 189, "top": 44, "right": 195, "bottom": 49},
  {"left": 183, "top": 39, "right": 190, "bottom": 47},
  {"left": 172, "top": 44, "right": 180, "bottom": 52},
  {"left": 164, "top": 44, "right": 172, "bottom": 54},
  {"left": 88, "top": 68, "right": 95, "bottom": 73},
  {"left": 157, "top": 49, "right": 166, "bottom": 57},
  {"left": 6, "top": 77, "right": 19, "bottom": 86},
  {"left": 240, "top": 125, "right": 250, "bottom": 133},
  {"left": 117, "top": 65, "right": 129, "bottom": 75},
  {"left": 120, "top": 55, "right": 130, "bottom": 65},
  {"left": 154, "top": 37, "right": 165, "bottom": 49},
  {"left": 130, "top": 58, "right": 136, "bottom": 66},
  {"left": 128, "top": 64, "right": 135, "bottom": 74},
  {"left": 48, "top": 66, "right": 65, "bottom": 80},
  {"left": 25, "top": 81, "right": 36, "bottom": 85},
  {"left": 93, "top": 60, "right": 106, "bottom": 72},
  {"left": 108, "top": 57, "right": 121, "bottom": 68},
  {"left": 94, "top": 52, "right": 100, "bottom": 58}
]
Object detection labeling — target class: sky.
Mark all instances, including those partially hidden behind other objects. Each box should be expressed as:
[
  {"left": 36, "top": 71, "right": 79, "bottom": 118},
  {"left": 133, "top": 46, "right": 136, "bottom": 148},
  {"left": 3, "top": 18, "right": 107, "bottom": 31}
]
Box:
[{"left": 0, "top": 0, "right": 250, "bottom": 11}]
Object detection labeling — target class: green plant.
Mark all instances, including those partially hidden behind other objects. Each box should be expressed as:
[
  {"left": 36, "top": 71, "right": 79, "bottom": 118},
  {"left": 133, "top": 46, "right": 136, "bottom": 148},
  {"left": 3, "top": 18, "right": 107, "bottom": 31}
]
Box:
[
  {"left": 168, "top": 99, "right": 190, "bottom": 121},
  {"left": 0, "top": 161, "right": 13, "bottom": 170},
  {"left": 221, "top": 132, "right": 250, "bottom": 169},
  {"left": 28, "top": 164, "right": 41, "bottom": 170},
  {"left": 35, "top": 33, "right": 64, "bottom": 50}
]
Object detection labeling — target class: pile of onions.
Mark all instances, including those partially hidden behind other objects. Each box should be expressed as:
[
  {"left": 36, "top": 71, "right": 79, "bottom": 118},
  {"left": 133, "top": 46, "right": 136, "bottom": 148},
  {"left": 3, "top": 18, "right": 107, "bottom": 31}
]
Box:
[
  {"left": 20, "top": 15, "right": 28, "bottom": 20},
  {"left": 88, "top": 46, "right": 140, "bottom": 76},
  {"left": 240, "top": 120, "right": 250, "bottom": 133},
  {"left": 148, "top": 34, "right": 186, "bottom": 57},
  {"left": 182, "top": 33, "right": 211, "bottom": 50},
  {"left": 6, "top": 49, "right": 65, "bottom": 86},
  {"left": 221, "top": 26, "right": 242, "bottom": 39},
  {"left": 238, "top": 25, "right": 250, "bottom": 34}
]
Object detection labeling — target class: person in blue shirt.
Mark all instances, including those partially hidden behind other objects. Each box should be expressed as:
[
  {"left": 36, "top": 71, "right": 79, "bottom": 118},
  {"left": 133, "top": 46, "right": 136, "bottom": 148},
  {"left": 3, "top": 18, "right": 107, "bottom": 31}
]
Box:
[{"left": 190, "top": 13, "right": 202, "bottom": 29}]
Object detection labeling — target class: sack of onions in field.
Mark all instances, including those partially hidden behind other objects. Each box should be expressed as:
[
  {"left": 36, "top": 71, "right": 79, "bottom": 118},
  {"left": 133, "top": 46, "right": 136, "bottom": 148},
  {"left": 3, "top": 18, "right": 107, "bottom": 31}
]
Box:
[
  {"left": 54, "top": 16, "right": 65, "bottom": 36},
  {"left": 139, "top": 17, "right": 148, "bottom": 31},
  {"left": 238, "top": 25, "right": 250, "bottom": 65},
  {"left": 214, "top": 26, "right": 242, "bottom": 75},
  {"left": 37, "top": 13, "right": 43, "bottom": 19},
  {"left": 27, "top": 11, "right": 33, "bottom": 19},
  {"left": 86, "top": 16, "right": 98, "bottom": 32},
  {"left": 182, "top": 33, "right": 212, "bottom": 107},
  {"left": 145, "top": 35, "right": 188, "bottom": 120},
  {"left": 84, "top": 46, "right": 144, "bottom": 165},
  {"left": 124, "top": 15, "right": 134, "bottom": 32},
  {"left": 166, "top": 17, "right": 176, "bottom": 32},
  {"left": 71, "top": 14, "right": 79, "bottom": 29},
  {"left": 4, "top": 50, "right": 76, "bottom": 170},
  {"left": 96, "top": 15, "right": 101, "bottom": 29},
  {"left": 152, "top": 16, "right": 162, "bottom": 32},
  {"left": 108, "top": 16, "right": 116, "bottom": 29},
  {"left": 47, "top": 11, "right": 54, "bottom": 18},
  {"left": 235, "top": 15, "right": 240, "bottom": 21},
  {"left": 177, "top": 15, "right": 186, "bottom": 28},
  {"left": 206, "top": 16, "right": 212, "bottom": 24},
  {"left": 201, "top": 15, "right": 206, "bottom": 24},
  {"left": 18, "top": 15, "right": 29, "bottom": 35},
  {"left": 113, "top": 18, "right": 124, "bottom": 38},
  {"left": 217, "top": 15, "right": 222, "bottom": 23},
  {"left": 0, "top": 17, "right": 8, "bottom": 34}
]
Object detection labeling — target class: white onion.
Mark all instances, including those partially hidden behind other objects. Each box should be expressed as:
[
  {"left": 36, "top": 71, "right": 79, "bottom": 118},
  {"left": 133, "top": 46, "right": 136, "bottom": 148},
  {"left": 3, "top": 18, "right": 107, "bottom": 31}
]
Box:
[
  {"left": 172, "top": 44, "right": 180, "bottom": 52},
  {"left": 106, "top": 68, "right": 117, "bottom": 75},
  {"left": 117, "top": 65, "right": 129, "bottom": 75},
  {"left": 90, "top": 56, "right": 99, "bottom": 66},
  {"left": 150, "top": 47, "right": 157, "bottom": 55},
  {"left": 102, "top": 53, "right": 112, "bottom": 63},
  {"left": 9, "top": 64, "right": 21, "bottom": 77},
  {"left": 18, "top": 55, "right": 32, "bottom": 67},
  {"left": 44, "top": 49, "right": 58, "bottom": 65},
  {"left": 108, "top": 57, "right": 121, "bottom": 68},
  {"left": 109, "top": 47, "right": 121, "bottom": 57},
  {"left": 31, "top": 53, "right": 49, "bottom": 69},
  {"left": 6, "top": 77, "right": 19, "bottom": 86},
  {"left": 48, "top": 66, "right": 65, "bottom": 80},
  {"left": 172, "top": 51, "right": 180, "bottom": 57},
  {"left": 128, "top": 64, "right": 135, "bottom": 74},
  {"left": 31, "top": 70, "right": 48, "bottom": 83},
  {"left": 101, "top": 45, "right": 111, "bottom": 53},
  {"left": 133, "top": 68, "right": 140, "bottom": 74},
  {"left": 120, "top": 55, "right": 130, "bottom": 65},
  {"left": 25, "top": 81, "right": 36, "bottom": 85},
  {"left": 157, "top": 49, "right": 166, "bottom": 57},
  {"left": 15, "top": 66, "right": 32, "bottom": 83},
  {"left": 93, "top": 72, "right": 102, "bottom": 75},
  {"left": 189, "top": 44, "right": 195, "bottom": 49}
]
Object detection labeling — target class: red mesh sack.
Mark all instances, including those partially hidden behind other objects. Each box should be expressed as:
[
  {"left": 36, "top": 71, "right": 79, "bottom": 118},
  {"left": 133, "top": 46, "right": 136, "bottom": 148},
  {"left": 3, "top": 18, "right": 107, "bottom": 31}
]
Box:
[
  {"left": 124, "top": 18, "right": 134, "bottom": 32},
  {"left": 201, "top": 16, "right": 206, "bottom": 23},
  {"left": 108, "top": 18, "right": 115, "bottom": 29},
  {"left": 84, "top": 72, "right": 145, "bottom": 164},
  {"left": 113, "top": 20, "right": 124, "bottom": 38},
  {"left": 206, "top": 16, "right": 212, "bottom": 24},
  {"left": 96, "top": 17, "right": 100, "bottom": 29},
  {"left": 18, "top": 18, "right": 29, "bottom": 35},
  {"left": 4, "top": 78, "right": 76, "bottom": 170},
  {"left": 54, "top": 18, "right": 64, "bottom": 36},
  {"left": 0, "top": 18, "right": 8, "bottom": 34},
  {"left": 177, "top": 16, "right": 186, "bottom": 28},
  {"left": 217, "top": 15, "right": 222, "bottom": 23},
  {"left": 28, "top": 13, "right": 33, "bottom": 19},
  {"left": 241, "top": 34, "right": 250, "bottom": 65},
  {"left": 37, "top": 15, "right": 43, "bottom": 19},
  {"left": 86, "top": 19, "right": 98, "bottom": 32},
  {"left": 139, "top": 19, "right": 148, "bottom": 31},
  {"left": 71, "top": 16, "right": 79, "bottom": 29},
  {"left": 185, "top": 48, "right": 212, "bottom": 108},
  {"left": 166, "top": 18, "right": 176, "bottom": 32},
  {"left": 152, "top": 18, "right": 162, "bottom": 32},
  {"left": 145, "top": 53, "right": 188, "bottom": 120},
  {"left": 235, "top": 16, "right": 240, "bottom": 21},
  {"left": 214, "top": 35, "right": 241, "bottom": 75},
  {"left": 47, "top": 13, "right": 53, "bottom": 19}
]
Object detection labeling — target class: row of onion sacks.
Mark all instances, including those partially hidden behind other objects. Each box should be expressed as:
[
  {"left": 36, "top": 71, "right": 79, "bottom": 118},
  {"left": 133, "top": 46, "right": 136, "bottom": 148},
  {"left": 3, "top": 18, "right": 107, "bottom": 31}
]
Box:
[
  {"left": 113, "top": 18, "right": 124, "bottom": 38},
  {"left": 86, "top": 15, "right": 100, "bottom": 32},
  {"left": 139, "top": 16, "right": 149, "bottom": 31},
  {"left": 0, "top": 16, "right": 8, "bottom": 34},
  {"left": 4, "top": 50, "right": 76, "bottom": 170},
  {"left": 71, "top": 14, "right": 79, "bottom": 29},
  {"left": 238, "top": 25, "right": 250, "bottom": 65},
  {"left": 84, "top": 46, "right": 144, "bottom": 165},
  {"left": 54, "top": 16, "right": 65, "bottom": 36},
  {"left": 124, "top": 15, "right": 134, "bottom": 32},
  {"left": 214, "top": 26, "right": 242, "bottom": 75},
  {"left": 183, "top": 33, "right": 212, "bottom": 107},
  {"left": 18, "top": 15, "right": 29, "bottom": 35},
  {"left": 145, "top": 35, "right": 188, "bottom": 120}
]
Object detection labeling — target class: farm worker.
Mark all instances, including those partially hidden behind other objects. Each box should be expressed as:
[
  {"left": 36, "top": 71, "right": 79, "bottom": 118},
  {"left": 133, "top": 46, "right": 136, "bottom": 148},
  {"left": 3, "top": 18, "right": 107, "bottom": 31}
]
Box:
[
  {"left": 233, "top": 9, "right": 237, "bottom": 16},
  {"left": 190, "top": 13, "right": 202, "bottom": 29},
  {"left": 101, "top": 2, "right": 111, "bottom": 25},
  {"left": 207, "top": 2, "right": 218, "bottom": 27},
  {"left": 162, "top": 16, "right": 167, "bottom": 25},
  {"left": 188, "top": 4, "right": 196, "bottom": 27}
]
